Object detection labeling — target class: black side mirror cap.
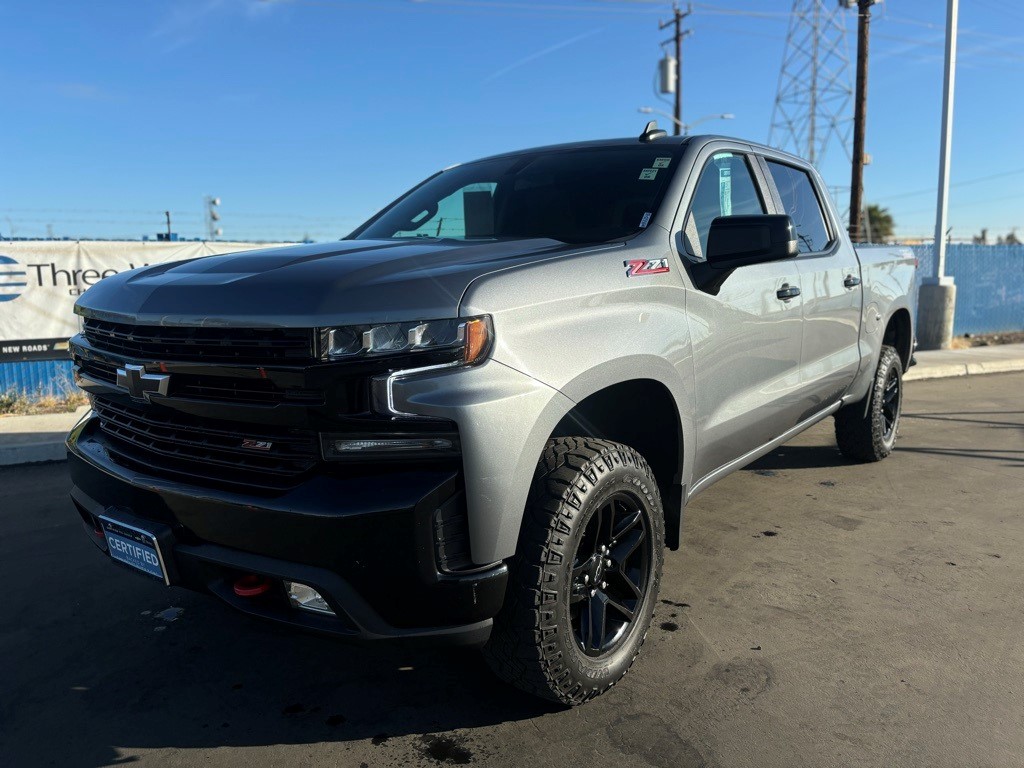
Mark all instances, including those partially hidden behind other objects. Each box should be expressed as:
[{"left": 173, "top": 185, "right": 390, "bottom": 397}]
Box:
[{"left": 690, "top": 214, "right": 798, "bottom": 294}]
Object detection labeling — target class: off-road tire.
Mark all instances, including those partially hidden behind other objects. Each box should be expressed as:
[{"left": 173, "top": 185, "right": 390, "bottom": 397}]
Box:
[
  {"left": 483, "top": 437, "right": 665, "bottom": 706},
  {"left": 835, "top": 344, "right": 904, "bottom": 462}
]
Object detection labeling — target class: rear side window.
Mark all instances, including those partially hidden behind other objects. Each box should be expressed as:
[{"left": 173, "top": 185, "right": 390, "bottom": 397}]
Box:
[
  {"left": 683, "top": 152, "right": 766, "bottom": 260},
  {"left": 765, "top": 161, "right": 831, "bottom": 253}
]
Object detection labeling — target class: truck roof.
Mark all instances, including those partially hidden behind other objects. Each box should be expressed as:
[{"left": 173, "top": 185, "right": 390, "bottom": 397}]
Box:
[{"left": 466, "top": 133, "right": 809, "bottom": 169}]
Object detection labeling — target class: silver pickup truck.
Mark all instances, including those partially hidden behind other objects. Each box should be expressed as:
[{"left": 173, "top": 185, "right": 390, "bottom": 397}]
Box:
[{"left": 68, "top": 124, "right": 916, "bottom": 706}]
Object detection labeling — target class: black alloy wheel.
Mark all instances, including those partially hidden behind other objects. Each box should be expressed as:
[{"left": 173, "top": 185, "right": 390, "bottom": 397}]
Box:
[
  {"left": 570, "top": 492, "right": 651, "bottom": 657},
  {"left": 835, "top": 344, "right": 904, "bottom": 462},
  {"left": 881, "top": 365, "right": 901, "bottom": 441}
]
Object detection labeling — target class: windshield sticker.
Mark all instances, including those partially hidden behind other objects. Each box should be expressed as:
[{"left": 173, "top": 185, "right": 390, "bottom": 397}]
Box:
[
  {"left": 625, "top": 258, "right": 670, "bottom": 277},
  {"left": 653, "top": 157, "right": 672, "bottom": 169},
  {"left": 719, "top": 163, "right": 732, "bottom": 216},
  {"left": 639, "top": 168, "right": 658, "bottom": 181},
  {"left": 639, "top": 211, "right": 652, "bottom": 228}
]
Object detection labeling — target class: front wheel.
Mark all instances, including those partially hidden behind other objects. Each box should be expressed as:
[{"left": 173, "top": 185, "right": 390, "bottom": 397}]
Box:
[
  {"left": 483, "top": 437, "right": 664, "bottom": 706},
  {"left": 834, "top": 344, "right": 904, "bottom": 462}
]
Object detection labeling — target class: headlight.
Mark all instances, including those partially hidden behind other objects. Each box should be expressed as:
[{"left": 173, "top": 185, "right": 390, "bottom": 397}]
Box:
[{"left": 319, "top": 316, "right": 492, "bottom": 365}]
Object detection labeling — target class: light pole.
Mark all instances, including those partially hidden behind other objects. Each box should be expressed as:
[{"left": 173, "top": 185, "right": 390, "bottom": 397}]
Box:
[
  {"left": 918, "top": 0, "right": 959, "bottom": 350},
  {"left": 637, "top": 107, "right": 734, "bottom": 135}
]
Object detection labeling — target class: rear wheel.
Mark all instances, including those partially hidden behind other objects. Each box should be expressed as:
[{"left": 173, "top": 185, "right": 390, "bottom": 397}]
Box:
[
  {"left": 483, "top": 437, "right": 664, "bottom": 706},
  {"left": 835, "top": 344, "right": 904, "bottom": 462}
]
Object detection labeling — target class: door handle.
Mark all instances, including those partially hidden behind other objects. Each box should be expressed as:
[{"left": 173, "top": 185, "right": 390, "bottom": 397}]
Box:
[
  {"left": 844, "top": 274, "right": 861, "bottom": 288},
  {"left": 776, "top": 284, "right": 801, "bottom": 301}
]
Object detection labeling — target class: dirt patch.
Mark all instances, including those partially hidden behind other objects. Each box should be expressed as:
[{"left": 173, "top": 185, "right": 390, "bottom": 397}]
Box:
[
  {"left": 0, "top": 390, "right": 88, "bottom": 416},
  {"left": 953, "top": 331, "right": 1024, "bottom": 348}
]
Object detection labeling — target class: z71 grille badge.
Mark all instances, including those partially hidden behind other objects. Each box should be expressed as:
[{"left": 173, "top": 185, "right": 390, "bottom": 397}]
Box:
[{"left": 241, "top": 439, "right": 274, "bottom": 451}]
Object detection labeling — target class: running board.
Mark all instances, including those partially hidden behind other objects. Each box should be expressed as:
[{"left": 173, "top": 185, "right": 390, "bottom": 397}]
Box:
[{"left": 687, "top": 401, "right": 843, "bottom": 501}]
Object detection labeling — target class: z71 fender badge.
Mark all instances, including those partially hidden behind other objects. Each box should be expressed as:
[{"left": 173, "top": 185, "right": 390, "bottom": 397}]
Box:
[{"left": 625, "top": 258, "right": 670, "bottom": 277}]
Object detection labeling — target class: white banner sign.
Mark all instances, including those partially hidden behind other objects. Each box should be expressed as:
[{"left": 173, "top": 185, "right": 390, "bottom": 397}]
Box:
[{"left": 0, "top": 241, "right": 290, "bottom": 361}]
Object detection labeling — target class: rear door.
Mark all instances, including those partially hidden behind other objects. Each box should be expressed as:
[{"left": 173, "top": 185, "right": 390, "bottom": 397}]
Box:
[
  {"left": 677, "top": 146, "right": 806, "bottom": 483},
  {"left": 761, "top": 157, "right": 862, "bottom": 410}
]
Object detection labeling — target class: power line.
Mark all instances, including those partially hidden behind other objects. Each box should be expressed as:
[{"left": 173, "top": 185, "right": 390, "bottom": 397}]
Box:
[
  {"left": 273, "top": 0, "right": 664, "bottom": 14},
  {"left": 0, "top": 207, "right": 361, "bottom": 223},
  {"left": 880, "top": 168, "right": 1024, "bottom": 202}
]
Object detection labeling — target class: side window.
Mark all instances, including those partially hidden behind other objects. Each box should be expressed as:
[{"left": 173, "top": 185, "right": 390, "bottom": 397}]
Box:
[
  {"left": 683, "top": 152, "right": 766, "bottom": 260},
  {"left": 765, "top": 161, "right": 831, "bottom": 253},
  {"left": 394, "top": 182, "right": 497, "bottom": 239}
]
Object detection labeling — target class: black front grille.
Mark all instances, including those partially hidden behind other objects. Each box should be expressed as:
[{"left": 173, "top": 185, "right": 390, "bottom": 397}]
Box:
[
  {"left": 78, "top": 357, "right": 119, "bottom": 385},
  {"left": 172, "top": 376, "right": 323, "bottom": 405},
  {"left": 83, "top": 318, "right": 315, "bottom": 364},
  {"left": 75, "top": 357, "right": 324, "bottom": 407},
  {"left": 93, "top": 397, "right": 318, "bottom": 490}
]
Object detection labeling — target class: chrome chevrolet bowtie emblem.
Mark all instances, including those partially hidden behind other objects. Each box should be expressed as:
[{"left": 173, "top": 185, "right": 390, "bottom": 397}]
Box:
[{"left": 116, "top": 364, "right": 170, "bottom": 402}]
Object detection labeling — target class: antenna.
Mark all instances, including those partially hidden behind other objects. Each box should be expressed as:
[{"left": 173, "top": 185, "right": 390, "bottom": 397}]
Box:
[{"left": 640, "top": 120, "right": 668, "bottom": 142}]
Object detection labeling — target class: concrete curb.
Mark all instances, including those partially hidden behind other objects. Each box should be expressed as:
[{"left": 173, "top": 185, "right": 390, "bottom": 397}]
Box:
[
  {"left": 0, "top": 441, "right": 68, "bottom": 467},
  {"left": 904, "top": 358, "right": 1024, "bottom": 382},
  {"left": 0, "top": 405, "right": 87, "bottom": 468}
]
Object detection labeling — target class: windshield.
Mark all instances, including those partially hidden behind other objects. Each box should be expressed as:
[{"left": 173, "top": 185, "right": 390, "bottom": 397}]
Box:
[{"left": 350, "top": 145, "right": 681, "bottom": 245}]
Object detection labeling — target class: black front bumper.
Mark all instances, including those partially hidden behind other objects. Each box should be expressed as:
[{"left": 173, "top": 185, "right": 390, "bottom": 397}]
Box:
[{"left": 68, "top": 416, "right": 507, "bottom": 646}]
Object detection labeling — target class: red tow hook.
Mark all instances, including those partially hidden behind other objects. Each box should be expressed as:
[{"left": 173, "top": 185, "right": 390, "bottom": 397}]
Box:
[{"left": 233, "top": 574, "right": 273, "bottom": 598}]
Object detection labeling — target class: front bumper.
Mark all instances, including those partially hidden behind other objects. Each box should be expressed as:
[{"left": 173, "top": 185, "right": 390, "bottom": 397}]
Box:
[{"left": 67, "top": 415, "right": 508, "bottom": 646}]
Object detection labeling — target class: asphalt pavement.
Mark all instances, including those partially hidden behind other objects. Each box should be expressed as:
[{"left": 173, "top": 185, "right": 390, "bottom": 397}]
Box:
[{"left": 2, "top": 373, "right": 1022, "bottom": 768}]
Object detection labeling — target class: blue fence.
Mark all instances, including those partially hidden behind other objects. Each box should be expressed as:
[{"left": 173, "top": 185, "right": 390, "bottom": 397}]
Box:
[
  {"left": 0, "top": 359, "right": 75, "bottom": 398},
  {"left": 1, "top": 244, "right": 1021, "bottom": 398},
  {"left": 910, "top": 243, "right": 1024, "bottom": 336}
]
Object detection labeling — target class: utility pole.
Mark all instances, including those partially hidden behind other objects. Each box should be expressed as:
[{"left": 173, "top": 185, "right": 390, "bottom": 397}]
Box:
[
  {"left": 659, "top": 3, "right": 692, "bottom": 137},
  {"left": 918, "top": 0, "right": 960, "bottom": 350},
  {"left": 165, "top": 211, "right": 172, "bottom": 239},
  {"left": 848, "top": 0, "right": 874, "bottom": 242}
]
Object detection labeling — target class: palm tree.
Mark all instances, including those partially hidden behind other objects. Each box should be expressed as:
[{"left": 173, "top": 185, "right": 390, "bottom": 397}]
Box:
[{"left": 864, "top": 204, "right": 895, "bottom": 243}]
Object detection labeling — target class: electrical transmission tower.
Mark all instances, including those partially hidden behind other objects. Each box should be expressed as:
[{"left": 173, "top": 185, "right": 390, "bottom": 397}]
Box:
[{"left": 769, "top": 0, "right": 855, "bottom": 167}]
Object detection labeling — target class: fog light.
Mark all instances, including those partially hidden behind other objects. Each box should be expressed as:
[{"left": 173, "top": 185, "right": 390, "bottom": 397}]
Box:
[
  {"left": 321, "top": 433, "right": 458, "bottom": 459},
  {"left": 284, "top": 581, "right": 335, "bottom": 616},
  {"left": 329, "top": 437, "right": 453, "bottom": 454}
]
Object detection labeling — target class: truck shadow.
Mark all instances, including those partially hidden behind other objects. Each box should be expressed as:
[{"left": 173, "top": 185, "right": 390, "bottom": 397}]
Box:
[
  {"left": 746, "top": 444, "right": 853, "bottom": 472},
  {"left": 902, "top": 410, "right": 1024, "bottom": 430},
  {"left": 6, "top": 585, "right": 559, "bottom": 768}
]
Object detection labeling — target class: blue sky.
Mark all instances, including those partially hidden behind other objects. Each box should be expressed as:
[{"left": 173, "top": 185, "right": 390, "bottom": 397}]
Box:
[{"left": 1, "top": 0, "right": 1021, "bottom": 242}]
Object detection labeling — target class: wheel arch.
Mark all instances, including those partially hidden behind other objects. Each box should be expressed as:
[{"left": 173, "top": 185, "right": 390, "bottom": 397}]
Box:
[
  {"left": 883, "top": 307, "right": 913, "bottom": 370},
  {"left": 546, "top": 375, "right": 688, "bottom": 550}
]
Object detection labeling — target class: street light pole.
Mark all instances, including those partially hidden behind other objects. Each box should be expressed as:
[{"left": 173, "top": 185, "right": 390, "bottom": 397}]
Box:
[
  {"left": 637, "top": 107, "right": 733, "bottom": 135},
  {"left": 918, "top": 0, "right": 959, "bottom": 350}
]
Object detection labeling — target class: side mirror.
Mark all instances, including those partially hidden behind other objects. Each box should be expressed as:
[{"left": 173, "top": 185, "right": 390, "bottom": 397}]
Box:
[{"left": 690, "top": 214, "right": 798, "bottom": 294}]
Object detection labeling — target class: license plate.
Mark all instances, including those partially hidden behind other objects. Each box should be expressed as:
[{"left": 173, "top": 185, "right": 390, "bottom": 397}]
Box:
[{"left": 99, "top": 516, "right": 168, "bottom": 584}]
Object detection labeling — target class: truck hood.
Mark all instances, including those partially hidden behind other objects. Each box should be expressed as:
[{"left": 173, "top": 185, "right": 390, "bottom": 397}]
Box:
[{"left": 75, "top": 238, "right": 605, "bottom": 327}]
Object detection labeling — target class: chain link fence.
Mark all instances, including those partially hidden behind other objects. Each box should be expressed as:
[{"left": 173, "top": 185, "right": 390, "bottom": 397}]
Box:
[{"left": 910, "top": 244, "right": 1024, "bottom": 335}]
